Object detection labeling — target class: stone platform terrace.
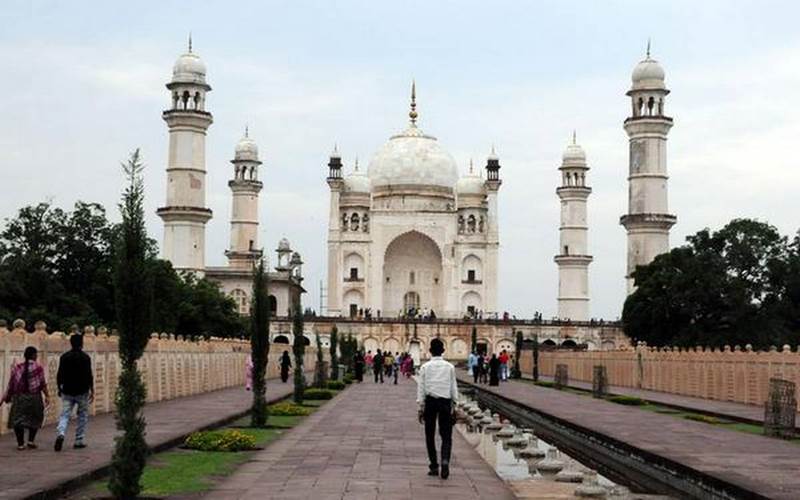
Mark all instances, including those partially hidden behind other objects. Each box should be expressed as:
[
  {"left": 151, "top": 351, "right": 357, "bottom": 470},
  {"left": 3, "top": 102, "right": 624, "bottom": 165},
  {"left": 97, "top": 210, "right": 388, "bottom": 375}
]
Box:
[
  {"left": 459, "top": 373, "right": 800, "bottom": 499},
  {"left": 0, "top": 378, "right": 298, "bottom": 500},
  {"left": 204, "top": 377, "right": 515, "bottom": 500}
]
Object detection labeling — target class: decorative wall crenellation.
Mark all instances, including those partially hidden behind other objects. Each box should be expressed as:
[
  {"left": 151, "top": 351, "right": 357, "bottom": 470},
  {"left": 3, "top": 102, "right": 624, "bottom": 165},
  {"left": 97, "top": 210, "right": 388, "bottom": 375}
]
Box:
[
  {"left": 524, "top": 343, "right": 800, "bottom": 410},
  {"left": 0, "top": 322, "right": 320, "bottom": 435}
]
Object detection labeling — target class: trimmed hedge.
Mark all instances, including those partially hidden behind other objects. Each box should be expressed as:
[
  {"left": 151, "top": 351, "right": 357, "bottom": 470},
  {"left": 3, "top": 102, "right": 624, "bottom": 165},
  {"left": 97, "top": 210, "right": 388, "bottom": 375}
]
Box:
[
  {"left": 269, "top": 402, "right": 312, "bottom": 416},
  {"left": 184, "top": 430, "right": 256, "bottom": 452},
  {"left": 607, "top": 395, "right": 646, "bottom": 406},
  {"left": 684, "top": 413, "right": 722, "bottom": 425},
  {"left": 534, "top": 381, "right": 556, "bottom": 388},
  {"left": 326, "top": 380, "right": 346, "bottom": 390},
  {"left": 343, "top": 375, "right": 354, "bottom": 385},
  {"left": 303, "top": 388, "right": 334, "bottom": 400}
]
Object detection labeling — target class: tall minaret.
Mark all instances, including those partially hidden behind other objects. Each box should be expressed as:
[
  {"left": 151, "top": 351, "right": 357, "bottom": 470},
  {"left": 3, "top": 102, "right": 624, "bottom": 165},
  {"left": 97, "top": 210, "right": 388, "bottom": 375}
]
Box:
[
  {"left": 620, "top": 43, "right": 676, "bottom": 294},
  {"left": 157, "top": 37, "right": 213, "bottom": 275},
  {"left": 484, "top": 146, "right": 502, "bottom": 316},
  {"left": 225, "top": 128, "right": 263, "bottom": 269},
  {"left": 554, "top": 133, "right": 592, "bottom": 321},
  {"left": 325, "top": 146, "right": 344, "bottom": 316}
]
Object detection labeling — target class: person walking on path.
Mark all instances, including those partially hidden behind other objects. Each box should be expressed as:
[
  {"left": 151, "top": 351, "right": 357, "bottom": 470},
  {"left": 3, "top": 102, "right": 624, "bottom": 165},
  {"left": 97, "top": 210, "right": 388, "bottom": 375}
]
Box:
[
  {"left": 55, "top": 334, "right": 93, "bottom": 451},
  {"left": 477, "top": 354, "right": 487, "bottom": 384},
  {"left": 354, "top": 351, "right": 365, "bottom": 382},
  {"left": 416, "top": 338, "right": 458, "bottom": 479},
  {"left": 280, "top": 351, "right": 291, "bottom": 383},
  {"left": 1, "top": 346, "right": 50, "bottom": 451},
  {"left": 373, "top": 349, "right": 384, "bottom": 383},
  {"left": 393, "top": 353, "right": 400, "bottom": 385},
  {"left": 488, "top": 353, "right": 500, "bottom": 386},
  {"left": 499, "top": 349, "right": 509, "bottom": 381},
  {"left": 245, "top": 356, "right": 254, "bottom": 391},
  {"left": 365, "top": 351, "right": 373, "bottom": 372},
  {"left": 467, "top": 350, "right": 477, "bottom": 379}
]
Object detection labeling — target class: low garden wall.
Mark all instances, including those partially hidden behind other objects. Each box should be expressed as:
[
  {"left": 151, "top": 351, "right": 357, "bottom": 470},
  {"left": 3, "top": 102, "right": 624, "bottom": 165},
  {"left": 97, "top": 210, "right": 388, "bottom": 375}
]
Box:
[
  {"left": 0, "top": 321, "right": 320, "bottom": 434},
  {"left": 520, "top": 344, "right": 800, "bottom": 409}
]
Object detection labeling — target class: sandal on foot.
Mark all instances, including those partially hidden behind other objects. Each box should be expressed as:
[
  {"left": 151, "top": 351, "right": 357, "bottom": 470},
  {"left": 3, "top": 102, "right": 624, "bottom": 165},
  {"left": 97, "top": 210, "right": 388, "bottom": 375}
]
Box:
[
  {"left": 26, "top": 442, "right": 37, "bottom": 449},
  {"left": 16, "top": 445, "right": 26, "bottom": 451}
]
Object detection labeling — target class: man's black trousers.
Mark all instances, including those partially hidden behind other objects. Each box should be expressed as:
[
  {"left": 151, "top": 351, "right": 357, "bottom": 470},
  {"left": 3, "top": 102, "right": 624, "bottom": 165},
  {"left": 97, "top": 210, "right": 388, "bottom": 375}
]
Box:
[{"left": 423, "top": 396, "right": 453, "bottom": 468}]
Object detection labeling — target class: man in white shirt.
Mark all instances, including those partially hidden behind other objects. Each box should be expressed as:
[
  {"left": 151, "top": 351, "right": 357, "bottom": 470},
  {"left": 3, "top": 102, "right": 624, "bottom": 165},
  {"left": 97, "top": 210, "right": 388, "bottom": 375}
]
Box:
[{"left": 416, "top": 338, "right": 459, "bottom": 479}]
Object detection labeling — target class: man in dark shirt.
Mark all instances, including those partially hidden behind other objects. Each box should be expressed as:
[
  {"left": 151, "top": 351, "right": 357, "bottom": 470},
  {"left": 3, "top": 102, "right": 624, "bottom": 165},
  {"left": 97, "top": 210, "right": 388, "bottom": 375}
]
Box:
[{"left": 55, "top": 334, "right": 94, "bottom": 451}]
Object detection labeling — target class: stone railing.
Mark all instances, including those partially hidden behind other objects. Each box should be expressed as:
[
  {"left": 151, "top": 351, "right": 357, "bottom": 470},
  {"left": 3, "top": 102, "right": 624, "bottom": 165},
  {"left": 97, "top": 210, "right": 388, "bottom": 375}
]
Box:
[
  {"left": 0, "top": 321, "right": 320, "bottom": 434},
  {"left": 521, "top": 344, "right": 800, "bottom": 409}
]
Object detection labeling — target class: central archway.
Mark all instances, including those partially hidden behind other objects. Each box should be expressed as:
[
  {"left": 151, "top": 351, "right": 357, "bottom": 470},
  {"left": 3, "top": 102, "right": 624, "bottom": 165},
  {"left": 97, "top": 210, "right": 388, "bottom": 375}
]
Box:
[{"left": 382, "top": 231, "right": 443, "bottom": 316}]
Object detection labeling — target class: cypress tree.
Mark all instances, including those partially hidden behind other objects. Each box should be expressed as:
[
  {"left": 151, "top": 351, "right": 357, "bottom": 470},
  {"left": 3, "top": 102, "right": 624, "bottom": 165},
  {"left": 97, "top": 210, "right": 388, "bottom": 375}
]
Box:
[
  {"left": 250, "top": 259, "right": 270, "bottom": 427},
  {"left": 532, "top": 334, "right": 540, "bottom": 381},
  {"left": 470, "top": 326, "right": 477, "bottom": 354},
  {"left": 314, "top": 330, "right": 326, "bottom": 387},
  {"left": 330, "top": 325, "right": 339, "bottom": 380},
  {"left": 292, "top": 306, "right": 305, "bottom": 403},
  {"left": 512, "top": 331, "right": 523, "bottom": 379},
  {"left": 109, "top": 150, "right": 151, "bottom": 499}
]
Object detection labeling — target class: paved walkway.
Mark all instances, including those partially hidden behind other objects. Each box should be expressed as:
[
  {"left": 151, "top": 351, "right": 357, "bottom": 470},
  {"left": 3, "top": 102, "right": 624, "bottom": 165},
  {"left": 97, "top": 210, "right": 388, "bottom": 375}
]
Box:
[
  {"left": 205, "top": 377, "right": 515, "bottom": 500},
  {"left": 460, "top": 373, "right": 800, "bottom": 500},
  {"left": 0, "top": 379, "right": 298, "bottom": 500},
  {"left": 535, "top": 374, "right": 795, "bottom": 426}
]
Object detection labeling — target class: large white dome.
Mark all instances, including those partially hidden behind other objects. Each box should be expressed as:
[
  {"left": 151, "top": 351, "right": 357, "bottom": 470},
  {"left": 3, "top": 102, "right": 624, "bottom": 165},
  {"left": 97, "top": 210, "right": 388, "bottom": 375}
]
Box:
[{"left": 368, "top": 125, "right": 459, "bottom": 190}]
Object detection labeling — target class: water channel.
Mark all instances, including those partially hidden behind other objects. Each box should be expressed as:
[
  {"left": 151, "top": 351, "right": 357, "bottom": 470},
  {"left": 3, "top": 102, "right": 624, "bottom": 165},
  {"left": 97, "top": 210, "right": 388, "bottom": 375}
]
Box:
[{"left": 455, "top": 395, "right": 675, "bottom": 499}]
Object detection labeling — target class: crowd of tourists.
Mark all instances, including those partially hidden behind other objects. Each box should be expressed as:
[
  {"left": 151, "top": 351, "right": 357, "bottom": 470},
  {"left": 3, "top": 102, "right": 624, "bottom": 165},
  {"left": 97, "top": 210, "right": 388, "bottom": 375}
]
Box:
[
  {"left": 347, "top": 349, "right": 416, "bottom": 384},
  {"left": 1, "top": 334, "right": 95, "bottom": 452},
  {"left": 465, "top": 349, "right": 512, "bottom": 386}
]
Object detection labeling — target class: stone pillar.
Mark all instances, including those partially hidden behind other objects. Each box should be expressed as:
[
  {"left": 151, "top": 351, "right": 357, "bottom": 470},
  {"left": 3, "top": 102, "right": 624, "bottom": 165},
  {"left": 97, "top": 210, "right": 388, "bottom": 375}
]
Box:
[
  {"left": 764, "top": 378, "right": 797, "bottom": 439},
  {"left": 555, "top": 364, "right": 569, "bottom": 390},
  {"left": 592, "top": 365, "right": 608, "bottom": 398}
]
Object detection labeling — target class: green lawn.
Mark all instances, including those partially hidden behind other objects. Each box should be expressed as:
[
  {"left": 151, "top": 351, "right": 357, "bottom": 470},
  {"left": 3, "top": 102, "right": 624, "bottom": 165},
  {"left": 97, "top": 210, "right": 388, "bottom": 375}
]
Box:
[{"left": 82, "top": 390, "right": 344, "bottom": 498}]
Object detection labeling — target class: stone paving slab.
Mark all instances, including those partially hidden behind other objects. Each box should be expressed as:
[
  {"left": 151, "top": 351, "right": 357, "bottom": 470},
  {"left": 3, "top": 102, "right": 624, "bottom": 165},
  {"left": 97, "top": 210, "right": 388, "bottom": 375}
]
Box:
[
  {"left": 534, "top": 374, "right": 798, "bottom": 427},
  {"left": 0, "top": 378, "right": 298, "bottom": 500},
  {"left": 203, "top": 378, "right": 516, "bottom": 500},
  {"left": 459, "top": 373, "right": 800, "bottom": 500}
]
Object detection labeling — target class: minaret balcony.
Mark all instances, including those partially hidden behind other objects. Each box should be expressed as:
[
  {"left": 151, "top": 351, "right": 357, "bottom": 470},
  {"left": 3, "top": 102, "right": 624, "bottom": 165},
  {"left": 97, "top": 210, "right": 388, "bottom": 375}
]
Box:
[
  {"left": 620, "top": 213, "right": 677, "bottom": 230},
  {"left": 156, "top": 206, "right": 212, "bottom": 223},
  {"left": 228, "top": 179, "right": 263, "bottom": 191},
  {"left": 162, "top": 109, "right": 214, "bottom": 129},
  {"left": 553, "top": 254, "right": 593, "bottom": 265},
  {"left": 556, "top": 186, "right": 592, "bottom": 197}
]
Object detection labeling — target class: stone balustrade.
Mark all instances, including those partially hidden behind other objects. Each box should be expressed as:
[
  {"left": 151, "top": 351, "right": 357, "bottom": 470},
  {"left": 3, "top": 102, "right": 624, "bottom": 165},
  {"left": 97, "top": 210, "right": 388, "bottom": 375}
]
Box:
[
  {"left": 0, "top": 321, "right": 320, "bottom": 434},
  {"left": 521, "top": 343, "right": 800, "bottom": 409}
]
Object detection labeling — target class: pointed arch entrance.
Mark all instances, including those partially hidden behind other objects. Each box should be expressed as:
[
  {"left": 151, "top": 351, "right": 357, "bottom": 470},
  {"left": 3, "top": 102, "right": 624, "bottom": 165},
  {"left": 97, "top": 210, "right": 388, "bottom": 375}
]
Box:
[{"left": 382, "top": 231, "right": 443, "bottom": 316}]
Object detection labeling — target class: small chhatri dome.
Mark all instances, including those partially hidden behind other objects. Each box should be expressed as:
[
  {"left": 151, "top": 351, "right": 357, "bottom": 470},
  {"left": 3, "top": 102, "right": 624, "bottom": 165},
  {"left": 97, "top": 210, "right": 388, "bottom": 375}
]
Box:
[
  {"left": 277, "top": 238, "right": 291, "bottom": 252},
  {"left": 631, "top": 41, "right": 666, "bottom": 91},
  {"left": 456, "top": 159, "right": 485, "bottom": 195},
  {"left": 562, "top": 131, "right": 586, "bottom": 163},
  {"left": 368, "top": 82, "right": 459, "bottom": 190},
  {"left": 172, "top": 36, "right": 207, "bottom": 85},
  {"left": 344, "top": 158, "right": 371, "bottom": 193},
  {"left": 234, "top": 126, "right": 259, "bottom": 161}
]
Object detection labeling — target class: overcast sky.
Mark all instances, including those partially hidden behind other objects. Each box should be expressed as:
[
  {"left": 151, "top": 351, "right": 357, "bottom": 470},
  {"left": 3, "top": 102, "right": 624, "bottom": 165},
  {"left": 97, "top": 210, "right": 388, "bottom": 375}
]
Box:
[{"left": 1, "top": 1, "right": 799, "bottom": 319}]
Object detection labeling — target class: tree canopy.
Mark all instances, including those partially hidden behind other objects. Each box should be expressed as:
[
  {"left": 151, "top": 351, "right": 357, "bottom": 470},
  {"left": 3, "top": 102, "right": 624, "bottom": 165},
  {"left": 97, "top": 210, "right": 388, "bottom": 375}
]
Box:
[
  {"left": 0, "top": 200, "right": 243, "bottom": 337},
  {"left": 623, "top": 218, "right": 800, "bottom": 348}
]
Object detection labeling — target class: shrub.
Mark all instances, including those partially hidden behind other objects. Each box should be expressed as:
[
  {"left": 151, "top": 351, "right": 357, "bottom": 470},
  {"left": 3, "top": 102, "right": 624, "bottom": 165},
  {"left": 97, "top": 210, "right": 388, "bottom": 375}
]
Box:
[
  {"left": 184, "top": 430, "right": 256, "bottom": 452},
  {"left": 343, "top": 375, "right": 354, "bottom": 385},
  {"left": 684, "top": 413, "right": 722, "bottom": 425},
  {"left": 534, "top": 381, "right": 555, "bottom": 388},
  {"left": 326, "top": 380, "right": 346, "bottom": 391},
  {"left": 268, "top": 402, "right": 312, "bottom": 416},
  {"left": 607, "top": 395, "right": 646, "bottom": 406},
  {"left": 303, "top": 388, "right": 334, "bottom": 400}
]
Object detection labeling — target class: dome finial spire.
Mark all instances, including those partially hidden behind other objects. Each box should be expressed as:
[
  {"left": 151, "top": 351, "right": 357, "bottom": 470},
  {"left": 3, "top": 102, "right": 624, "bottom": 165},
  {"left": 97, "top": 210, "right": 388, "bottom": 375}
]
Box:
[
  {"left": 469, "top": 158, "right": 474, "bottom": 174},
  {"left": 188, "top": 32, "right": 193, "bottom": 53},
  {"left": 646, "top": 38, "right": 651, "bottom": 59},
  {"left": 409, "top": 80, "right": 418, "bottom": 125},
  {"left": 572, "top": 129, "right": 577, "bottom": 145},
  {"left": 354, "top": 156, "right": 359, "bottom": 171},
  {"left": 244, "top": 124, "right": 249, "bottom": 138}
]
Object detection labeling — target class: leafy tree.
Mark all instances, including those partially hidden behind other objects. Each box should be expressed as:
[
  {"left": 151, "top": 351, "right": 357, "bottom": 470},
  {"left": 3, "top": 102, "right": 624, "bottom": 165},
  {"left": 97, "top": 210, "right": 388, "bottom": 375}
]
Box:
[
  {"left": 109, "top": 150, "right": 152, "bottom": 498},
  {"left": 623, "top": 218, "right": 797, "bottom": 348},
  {"left": 330, "top": 326, "right": 339, "bottom": 380},
  {"left": 292, "top": 306, "right": 305, "bottom": 404},
  {"left": 249, "top": 259, "right": 270, "bottom": 427}
]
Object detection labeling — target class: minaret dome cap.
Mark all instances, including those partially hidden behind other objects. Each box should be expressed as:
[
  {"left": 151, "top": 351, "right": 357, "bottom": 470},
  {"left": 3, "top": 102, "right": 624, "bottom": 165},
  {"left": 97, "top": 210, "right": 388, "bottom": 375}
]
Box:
[
  {"left": 172, "top": 50, "right": 207, "bottom": 85},
  {"left": 234, "top": 129, "right": 259, "bottom": 162}
]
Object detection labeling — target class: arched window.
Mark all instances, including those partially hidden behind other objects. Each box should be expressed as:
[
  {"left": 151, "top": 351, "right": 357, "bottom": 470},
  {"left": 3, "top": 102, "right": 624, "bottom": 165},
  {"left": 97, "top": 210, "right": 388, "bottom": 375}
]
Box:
[
  {"left": 182, "top": 90, "right": 190, "bottom": 110},
  {"left": 268, "top": 295, "right": 277, "bottom": 316},
  {"left": 341, "top": 213, "right": 349, "bottom": 231},
  {"left": 647, "top": 96, "right": 655, "bottom": 115},
  {"left": 467, "top": 214, "right": 476, "bottom": 233},
  {"left": 350, "top": 213, "right": 360, "bottom": 232},
  {"left": 362, "top": 213, "right": 369, "bottom": 232},
  {"left": 478, "top": 216, "right": 485, "bottom": 233},
  {"left": 457, "top": 215, "right": 465, "bottom": 233},
  {"left": 403, "top": 291, "right": 420, "bottom": 313},
  {"left": 193, "top": 92, "right": 201, "bottom": 110},
  {"left": 273, "top": 334, "right": 289, "bottom": 344}
]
